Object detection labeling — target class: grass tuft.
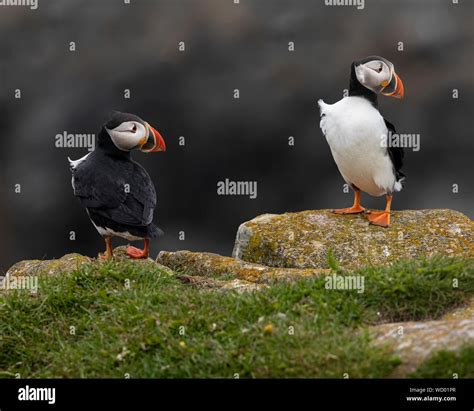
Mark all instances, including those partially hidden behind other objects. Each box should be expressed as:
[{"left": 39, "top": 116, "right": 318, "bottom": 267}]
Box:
[{"left": 410, "top": 345, "right": 474, "bottom": 378}]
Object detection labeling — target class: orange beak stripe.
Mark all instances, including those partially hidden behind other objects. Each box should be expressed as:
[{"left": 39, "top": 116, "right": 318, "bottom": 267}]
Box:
[
  {"left": 149, "top": 126, "right": 166, "bottom": 152},
  {"left": 385, "top": 73, "right": 404, "bottom": 99}
]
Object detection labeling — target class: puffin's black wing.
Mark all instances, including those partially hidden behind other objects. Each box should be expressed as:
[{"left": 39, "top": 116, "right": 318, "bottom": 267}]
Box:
[
  {"left": 72, "top": 159, "right": 156, "bottom": 226},
  {"left": 123, "top": 161, "right": 157, "bottom": 226},
  {"left": 71, "top": 159, "right": 126, "bottom": 210},
  {"left": 384, "top": 118, "right": 405, "bottom": 180}
]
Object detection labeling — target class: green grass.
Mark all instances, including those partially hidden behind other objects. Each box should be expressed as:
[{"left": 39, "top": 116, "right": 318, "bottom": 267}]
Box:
[
  {"left": 409, "top": 346, "right": 474, "bottom": 378},
  {"left": 0, "top": 256, "right": 472, "bottom": 378}
]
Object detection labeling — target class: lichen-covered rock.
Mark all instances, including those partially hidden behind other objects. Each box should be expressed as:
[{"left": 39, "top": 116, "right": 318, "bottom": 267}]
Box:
[
  {"left": 176, "top": 274, "right": 265, "bottom": 292},
  {"left": 232, "top": 209, "right": 473, "bottom": 271},
  {"left": 157, "top": 250, "right": 330, "bottom": 284},
  {"left": 4, "top": 247, "right": 175, "bottom": 283},
  {"left": 5, "top": 253, "right": 91, "bottom": 278},
  {"left": 372, "top": 317, "right": 474, "bottom": 377}
]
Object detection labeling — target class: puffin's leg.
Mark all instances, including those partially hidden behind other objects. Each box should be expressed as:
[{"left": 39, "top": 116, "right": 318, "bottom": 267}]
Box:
[
  {"left": 332, "top": 189, "right": 366, "bottom": 214},
  {"left": 367, "top": 195, "right": 392, "bottom": 227},
  {"left": 99, "top": 236, "right": 113, "bottom": 260},
  {"left": 126, "top": 238, "right": 149, "bottom": 259}
]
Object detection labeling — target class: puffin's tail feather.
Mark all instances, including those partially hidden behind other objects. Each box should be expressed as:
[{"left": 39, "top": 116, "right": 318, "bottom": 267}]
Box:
[
  {"left": 148, "top": 223, "right": 164, "bottom": 238},
  {"left": 317, "top": 99, "right": 328, "bottom": 117},
  {"left": 394, "top": 177, "right": 405, "bottom": 192}
]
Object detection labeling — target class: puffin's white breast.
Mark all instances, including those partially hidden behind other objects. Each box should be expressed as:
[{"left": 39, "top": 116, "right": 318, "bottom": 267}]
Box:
[{"left": 318, "top": 96, "right": 397, "bottom": 196}]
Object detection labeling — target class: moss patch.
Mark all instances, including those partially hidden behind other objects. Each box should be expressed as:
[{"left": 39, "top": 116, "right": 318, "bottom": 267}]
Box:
[{"left": 157, "top": 250, "right": 330, "bottom": 283}]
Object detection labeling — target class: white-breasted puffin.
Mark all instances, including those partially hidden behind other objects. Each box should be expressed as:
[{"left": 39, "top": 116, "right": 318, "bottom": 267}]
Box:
[
  {"left": 69, "top": 111, "right": 166, "bottom": 259},
  {"left": 318, "top": 56, "right": 405, "bottom": 227}
]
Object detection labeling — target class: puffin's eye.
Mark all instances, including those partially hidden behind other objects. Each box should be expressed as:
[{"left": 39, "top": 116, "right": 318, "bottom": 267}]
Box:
[
  {"left": 131, "top": 124, "right": 137, "bottom": 133},
  {"left": 376, "top": 65, "right": 383, "bottom": 73}
]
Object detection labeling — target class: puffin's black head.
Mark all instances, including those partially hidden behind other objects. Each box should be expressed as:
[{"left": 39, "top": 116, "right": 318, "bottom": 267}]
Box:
[
  {"left": 351, "top": 56, "right": 404, "bottom": 99},
  {"left": 103, "top": 111, "right": 166, "bottom": 153}
]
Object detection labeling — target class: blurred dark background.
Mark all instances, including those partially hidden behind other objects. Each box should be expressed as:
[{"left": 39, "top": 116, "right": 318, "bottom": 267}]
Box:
[{"left": 0, "top": 0, "right": 473, "bottom": 274}]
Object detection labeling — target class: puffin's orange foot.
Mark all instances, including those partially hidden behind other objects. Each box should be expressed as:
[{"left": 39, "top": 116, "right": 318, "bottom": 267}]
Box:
[
  {"left": 332, "top": 205, "right": 366, "bottom": 214},
  {"left": 98, "top": 252, "right": 113, "bottom": 260},
  {"left": 367, "top": 211, "right": 390, "bottom": 227},
  {"left": 126, "top": 246, "right": 148, "bottom": 259},
  {"left": 99, "top": 237, "right": 114, "bottom": 260}
]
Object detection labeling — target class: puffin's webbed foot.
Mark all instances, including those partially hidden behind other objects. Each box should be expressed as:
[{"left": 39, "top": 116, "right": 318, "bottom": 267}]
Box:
[
  {"left": 367, "top": 210, "right": 390, "bottom": 227},
  {"left": 366, "top": 195, "right": 393, "bottom": 227},
  {"left": 126, "top": 246, "right": 148, "bottom": 259},
  {"left": 332, "top": 205, "right": 366, "bottom": 214},
  {"left": 126, "top": 239, "right": 150, "bottom": 259},
  {"left": 332, "top": 189, "right": 365, "bottom": 214}
]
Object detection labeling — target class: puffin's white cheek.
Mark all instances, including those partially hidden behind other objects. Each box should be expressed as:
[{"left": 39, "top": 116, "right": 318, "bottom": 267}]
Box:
[
  {"left": 355, "top": 66, "right": 366, "bottom": 84},
  {"left": 109, "top": 131, "right": 143, "bottom": 151},
  {"left": 364, "top": 70, "right": 384, "bottom": 88}
]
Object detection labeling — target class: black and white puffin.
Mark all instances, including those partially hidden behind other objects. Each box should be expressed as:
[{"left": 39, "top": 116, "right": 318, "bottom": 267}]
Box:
[
  {"left": 318, "top": 56, "right": 405, "bottom": 227},
  {"left": 69, "top": 111, "right": 166, "bottom": 259}
]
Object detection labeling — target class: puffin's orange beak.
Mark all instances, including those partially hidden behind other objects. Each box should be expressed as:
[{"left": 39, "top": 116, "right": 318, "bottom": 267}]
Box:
[
  {"left": 148, "top": 126, "right": 166, "bottom": 152},
  {"left": 382, "top": 72, "right": 404, "bottom": 99},
  {"left": 141, "top": 123, "right": 166, "bottom": 153}
]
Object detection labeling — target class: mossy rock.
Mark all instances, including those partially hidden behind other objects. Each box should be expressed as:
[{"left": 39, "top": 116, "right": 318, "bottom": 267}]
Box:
[
  {"left": 5, "top": 253, "right": 91, "bottom": 278},
  {"left": 372, "top": 317, "right": 474, "bottom": 377},
  {"left": 371, "top": 299, "right": 474, "bottom": 377},
  {"left": 176, "top": 274, "right": 264, "bottom": 292},
  {"left": 232, "top": 209, "right": 474, "bottom": 271},
  {"left": 4, "top": 247, "right": 174, "bottom": 284},
  {"left": 157, "top": 250, "right": 329, "bottom": 284}
]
